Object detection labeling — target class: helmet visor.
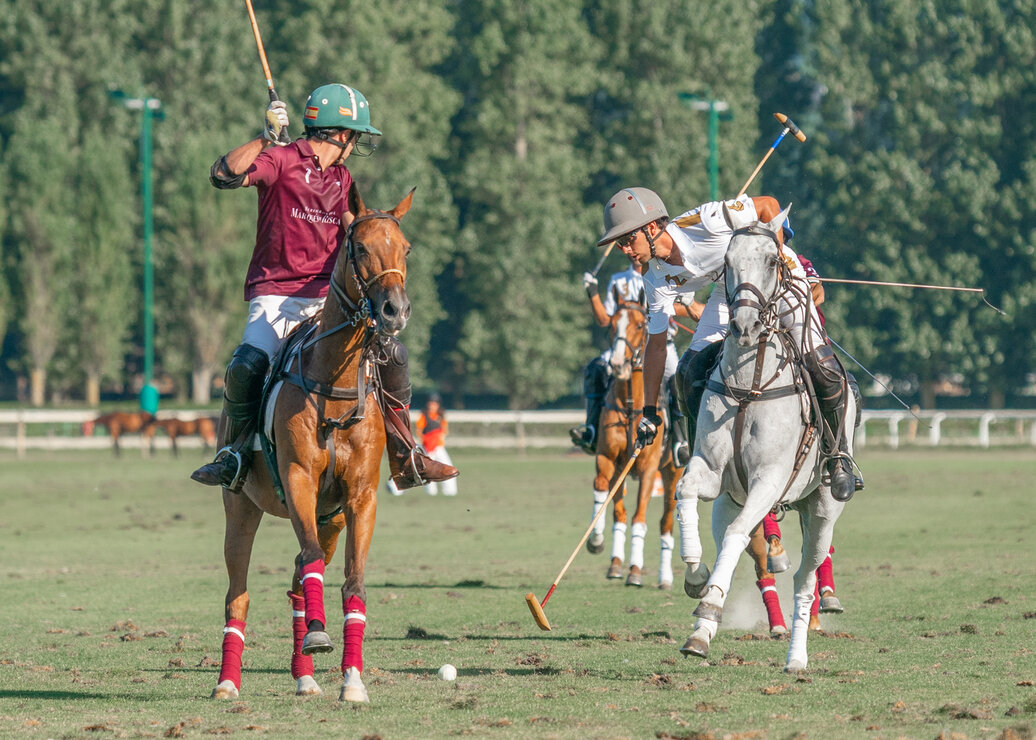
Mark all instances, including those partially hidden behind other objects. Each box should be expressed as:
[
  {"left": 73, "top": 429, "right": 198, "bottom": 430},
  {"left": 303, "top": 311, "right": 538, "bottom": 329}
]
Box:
[{"left": 351, "top": 132, "right": 379, "bottom": 158}]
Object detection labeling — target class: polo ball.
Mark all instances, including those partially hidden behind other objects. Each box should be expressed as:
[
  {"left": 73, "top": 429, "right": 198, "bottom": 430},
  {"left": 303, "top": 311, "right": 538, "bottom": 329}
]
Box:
[{"left": 437, "top": 664, "right": 457, "bottom": 681}]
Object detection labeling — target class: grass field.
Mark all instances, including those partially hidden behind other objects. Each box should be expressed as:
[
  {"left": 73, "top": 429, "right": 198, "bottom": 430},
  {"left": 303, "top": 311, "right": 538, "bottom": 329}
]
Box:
[{"left": 0, "top": 446, "right": 1033, "bottom": 739}]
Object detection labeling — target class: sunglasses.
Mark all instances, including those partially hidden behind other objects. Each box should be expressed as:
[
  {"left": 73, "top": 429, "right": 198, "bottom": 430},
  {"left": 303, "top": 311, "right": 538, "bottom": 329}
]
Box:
[{"left": 615, "top": 228, "right": 642, "bottom": 249}]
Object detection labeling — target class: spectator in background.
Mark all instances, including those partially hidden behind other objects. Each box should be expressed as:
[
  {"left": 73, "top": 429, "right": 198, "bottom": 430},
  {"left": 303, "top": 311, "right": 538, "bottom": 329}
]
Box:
[{"left": 388, "top": 393, "right": 457, "bottom": 496}]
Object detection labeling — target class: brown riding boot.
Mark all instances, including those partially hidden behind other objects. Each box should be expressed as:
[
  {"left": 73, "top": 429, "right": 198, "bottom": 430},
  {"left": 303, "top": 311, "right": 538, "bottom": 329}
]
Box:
[{"left": 383, "top": 405, "right": 458, "bottom": 490}]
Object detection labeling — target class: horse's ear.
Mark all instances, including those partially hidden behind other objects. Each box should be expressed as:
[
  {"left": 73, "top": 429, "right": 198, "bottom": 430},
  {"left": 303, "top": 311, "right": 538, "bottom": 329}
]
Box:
[
  {"left": 638, "top": 287, "right": 646, "bottom": 306},
  {"left": 348, "top": 181, "right": 367, "bottom": 218},
  {"left": 766, "top": 202, "right": 792, "bottom": 238},
  {"left": 612, "top": 284, "right": 620, "bottom": 306},
  {"left": 390, "top": 187, "right": 417, "bottom": 221}
]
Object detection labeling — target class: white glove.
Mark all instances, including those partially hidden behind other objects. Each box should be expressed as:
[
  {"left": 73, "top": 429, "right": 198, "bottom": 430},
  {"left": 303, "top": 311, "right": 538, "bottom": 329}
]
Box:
[
  {"left": 582, "top": 271, "right": 598, "bottom": 296},
  {"left": 636, "top": 407, "right": 662, "bottom": 447},
  {"left": 264, "top": 100, "right": 290, "bottom": 145}
]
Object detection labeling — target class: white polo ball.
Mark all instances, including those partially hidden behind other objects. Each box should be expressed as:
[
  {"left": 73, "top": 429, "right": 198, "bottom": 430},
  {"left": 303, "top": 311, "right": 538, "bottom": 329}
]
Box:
[{"left": 437, "top": 663, "right": 457, "bottom": 681}]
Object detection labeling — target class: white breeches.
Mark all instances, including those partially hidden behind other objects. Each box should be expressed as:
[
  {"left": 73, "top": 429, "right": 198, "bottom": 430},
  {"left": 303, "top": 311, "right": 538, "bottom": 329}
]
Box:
[
  {"left": 241, "top": 295, "right": 326, "bottom": 360},
  {"left": 423, "top": 446, "right": 457, "bottom": 496}
]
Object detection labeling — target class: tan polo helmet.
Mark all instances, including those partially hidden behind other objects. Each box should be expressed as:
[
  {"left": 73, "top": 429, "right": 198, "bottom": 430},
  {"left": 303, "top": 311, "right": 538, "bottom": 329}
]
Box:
[{"left": 598, "top": 187, "right": 669, "bottom": 246}]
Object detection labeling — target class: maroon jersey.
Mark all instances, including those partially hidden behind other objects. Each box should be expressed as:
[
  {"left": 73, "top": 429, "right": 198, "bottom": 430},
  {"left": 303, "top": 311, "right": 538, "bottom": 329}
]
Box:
[{"left": 242, "top": 139, "right": 354, "bottom": 300}]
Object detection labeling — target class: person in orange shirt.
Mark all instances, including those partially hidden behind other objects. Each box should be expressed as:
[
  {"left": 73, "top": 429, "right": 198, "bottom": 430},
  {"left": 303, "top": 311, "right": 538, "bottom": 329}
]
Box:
[{"left": 388, "top": 393, "right": 458, "bottom": 496}]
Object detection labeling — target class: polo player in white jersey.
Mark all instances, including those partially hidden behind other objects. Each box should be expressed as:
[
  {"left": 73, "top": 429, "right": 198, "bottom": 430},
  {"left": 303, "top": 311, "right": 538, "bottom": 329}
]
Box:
[
  {"left": 572, "top": 258, "right": 702, "bottom": 466},
  {"left": 598, "top": 187, "right": 860, "bottom": 502}
]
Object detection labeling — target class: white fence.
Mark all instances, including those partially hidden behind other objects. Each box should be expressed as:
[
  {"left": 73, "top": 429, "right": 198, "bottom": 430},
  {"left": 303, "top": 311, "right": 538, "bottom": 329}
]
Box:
[{"left": 1, "top": 408, "right": 1035, "bottom": 456}]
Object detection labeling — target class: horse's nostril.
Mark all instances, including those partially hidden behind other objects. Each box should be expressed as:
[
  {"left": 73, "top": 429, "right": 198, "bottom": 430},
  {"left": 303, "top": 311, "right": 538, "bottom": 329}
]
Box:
[{"left": 383, "top": 302, "right": 397, "bottom": 317}]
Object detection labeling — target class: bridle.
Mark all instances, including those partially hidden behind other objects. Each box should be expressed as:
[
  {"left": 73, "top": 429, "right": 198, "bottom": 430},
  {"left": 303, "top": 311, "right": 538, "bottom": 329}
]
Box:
[
  {"left": 328, "top": 211, "right": 406, "bottom": 332},
  {"left": 610, "top": 301, "right": 647, "bottom": 371},
  {"left": 724, "top": 224, "right": 787, "bottom": 331}
]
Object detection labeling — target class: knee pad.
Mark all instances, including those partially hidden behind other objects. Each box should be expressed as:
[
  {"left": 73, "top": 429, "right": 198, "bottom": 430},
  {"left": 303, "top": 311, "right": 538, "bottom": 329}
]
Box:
[
  {"left": 224, "top": 344, "right": 269, "bottom": 416},
  {"left": 375, "top": 336, "right": 411, "bottom": 403}
]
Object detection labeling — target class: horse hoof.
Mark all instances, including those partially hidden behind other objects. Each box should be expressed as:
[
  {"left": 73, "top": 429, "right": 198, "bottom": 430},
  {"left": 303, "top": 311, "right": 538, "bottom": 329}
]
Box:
[
  {"left": 767, "top": 540, "right": 791, "bottom": 574},
  {"left": 606, "top": 561, "right": 623, "bottom": 579},
  {"left": 770, "top": 625, "right": 787, "bottom": 637},
  {"left": 339, "top": 667, "right": 369, "bottom": 704},
  {"left": 586, "top": 533, "right": 605, "bottom": 555},
  {"left": 296, "top": 675, "right": 323, "bottom": 696},
  {"left": 658, "top": 580, "right": 673, "bottom": 591},
  {"left": 784, "top": 660, "right": 807, "bottom": 674},
  {"left": 211, "top": 680, "right": 239, "bottom": 700},
  {"left": 820, "top": 594, "right": 844, "bottom": 613},
  {"left": 301, "top": 630, "right": 334, "bottom": 655},
  {"left": 683, "top": 563, "right": 710, "bottom": 599},
  {"left": 692, "top": 601, "right": 723, "bottom": 623},
  {"left": 680, "top": 636, "right": 709, "bottom": 658},
  {"left": 625, "top": 569, "right": 643, "bottom": 588}
]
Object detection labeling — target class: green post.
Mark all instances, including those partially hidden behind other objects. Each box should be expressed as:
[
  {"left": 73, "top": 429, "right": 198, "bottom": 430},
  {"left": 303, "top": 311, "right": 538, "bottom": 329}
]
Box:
[{"left": 678, "top": 91, "right": 731, "bottom": 201}]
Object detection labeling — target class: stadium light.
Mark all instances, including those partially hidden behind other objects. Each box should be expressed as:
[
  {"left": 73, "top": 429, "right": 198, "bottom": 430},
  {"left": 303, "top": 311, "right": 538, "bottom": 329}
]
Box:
[{"left": 678, "top": 91, "right": 732, "bottom": 201}]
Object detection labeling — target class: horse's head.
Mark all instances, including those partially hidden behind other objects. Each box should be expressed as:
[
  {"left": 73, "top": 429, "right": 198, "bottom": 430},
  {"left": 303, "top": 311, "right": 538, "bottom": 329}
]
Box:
[
  {"left": 607, "top": 288, "right": 648, "bottom": 380},
  {"left": 331, "top": 183, "right": 414, "bottom": 336},
  {"left": 723, "top": 202, "right": 791, "bottom": 347}
]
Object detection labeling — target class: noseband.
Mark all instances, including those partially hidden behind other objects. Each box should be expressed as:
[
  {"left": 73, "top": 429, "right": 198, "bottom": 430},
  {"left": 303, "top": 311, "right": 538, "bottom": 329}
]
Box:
[
  {"left": 612, "top": 302, "right": 647, "bottom": 368},
  {"left": 329, "top": 211, "right": 406, "bottom": 329},
  {"left": 725, "top": 225, "right": 787, "bottom": 329}
]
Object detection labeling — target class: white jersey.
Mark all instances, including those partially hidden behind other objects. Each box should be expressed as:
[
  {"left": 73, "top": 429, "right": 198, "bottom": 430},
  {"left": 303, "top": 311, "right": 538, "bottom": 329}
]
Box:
[
  {"left": 602, "top": 266, "right": 645, "bottom": 316},
  {"left": 643, "top": 196, "right": 808, "bottom": 343}
]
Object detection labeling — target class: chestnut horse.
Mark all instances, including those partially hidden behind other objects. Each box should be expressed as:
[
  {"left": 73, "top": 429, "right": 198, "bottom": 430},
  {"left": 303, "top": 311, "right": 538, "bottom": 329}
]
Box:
[
  {"left": 142, "top": 416, "right": 217, "bottom": 456},
  {"left": 586, "top": 294, "right": 683, "bottom": 588},
  {"left": 212, "top": 185, "right": 414, "bottom": 704},
  {"left": 82, "top": 411, "right": 155, "bottom": 456}
]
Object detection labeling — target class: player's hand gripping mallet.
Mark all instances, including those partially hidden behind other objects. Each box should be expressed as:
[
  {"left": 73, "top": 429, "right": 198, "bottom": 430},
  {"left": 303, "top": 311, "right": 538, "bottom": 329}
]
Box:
[
  {"left": 244, "top": 0, "right": 291, "bottom": 145},
  {"left": 736, "top": 112, "right": 807, "bottom": 197},
  {"left": 526, "top": 442, "right": 645, "bottom": 631}
]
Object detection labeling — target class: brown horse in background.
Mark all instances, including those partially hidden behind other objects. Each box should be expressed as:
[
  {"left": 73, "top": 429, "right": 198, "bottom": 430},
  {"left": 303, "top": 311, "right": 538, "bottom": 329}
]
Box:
[
  {"left": 82, "top": 411, "right": 155, "bottom": 456},
  {"left": 586, "top": 294, "right": 683, "bottom": 588},
  {"left": 212, "top": 184, "right": 414, "bottom": 704},
  {"left": 142, "top": 416, "right": 217, "bottom": 456}
]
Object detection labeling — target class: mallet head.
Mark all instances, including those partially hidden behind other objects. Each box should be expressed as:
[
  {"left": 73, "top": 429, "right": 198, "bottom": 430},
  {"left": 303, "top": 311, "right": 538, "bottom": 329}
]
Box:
[
  {"left": 525, "top": 593, "right": 552, "bottom": 631},
  {"left": 773, "top": 112, "right": 806, "bottom": 142}
]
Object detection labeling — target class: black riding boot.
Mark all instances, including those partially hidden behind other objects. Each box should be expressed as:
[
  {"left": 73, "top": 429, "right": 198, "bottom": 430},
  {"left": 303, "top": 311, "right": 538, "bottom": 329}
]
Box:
[
  {"left": 666, "top": 376, "right": 690, "bottom": 467},
  {"left": 674, "top": 340, "right": 723, "bottom": 448},
  {"left": 804, "top": 346, "right": 856, "bottom": 502},
  {"left": 375, "top": 336, "right": 459, "bottom": 490},
  {"left": 191, "top": 344, "right": 269, "bottom": 491},
  {"left": 569, "top": 357, "right": 609, "bottom": 454}
]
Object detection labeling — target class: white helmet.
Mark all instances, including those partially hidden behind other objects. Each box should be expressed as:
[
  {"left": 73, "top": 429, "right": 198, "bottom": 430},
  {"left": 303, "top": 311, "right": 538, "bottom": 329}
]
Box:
[{"left": 598, "top": 187, "right": 669, "bottom": 246}]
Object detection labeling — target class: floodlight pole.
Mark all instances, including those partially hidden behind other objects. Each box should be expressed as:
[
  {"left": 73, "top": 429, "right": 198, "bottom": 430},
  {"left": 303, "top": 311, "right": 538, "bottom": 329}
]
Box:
[
  {"left": 678, "top": 91, "right": 731, "bottom": 201},
  {"left": 110, "top": 91, "right": 162, "bottom": 414}
]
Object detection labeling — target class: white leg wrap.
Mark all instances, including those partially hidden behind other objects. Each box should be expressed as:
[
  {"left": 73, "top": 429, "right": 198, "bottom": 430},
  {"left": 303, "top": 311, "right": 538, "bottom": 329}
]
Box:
[
  {"left": 629, "top": 522, "right": 648, "bottom": 569},
  {"left": 659, "top": 534, "right": 674, "bottom": 585},
  {"left": 786, "top": 592, "right": 813, "bottom": 670},
  {"left": 592, "top": 490, "right": 608, "bottom": 536},
  {"left": 610, "top": 521, "right": 627, "bottom": 562},
  {"left": 677, "top": 498, "right": 702, "bottom": 563}
]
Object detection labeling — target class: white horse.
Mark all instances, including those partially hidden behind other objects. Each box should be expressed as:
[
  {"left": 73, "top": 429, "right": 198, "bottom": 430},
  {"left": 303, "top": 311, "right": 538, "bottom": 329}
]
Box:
[{"left": 675, "top": 203, "right": 854, "bottom": 672}]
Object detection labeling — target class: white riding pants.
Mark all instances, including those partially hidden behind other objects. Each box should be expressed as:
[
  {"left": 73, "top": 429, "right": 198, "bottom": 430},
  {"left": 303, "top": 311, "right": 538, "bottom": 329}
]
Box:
[{"left": 241, "top": 295, "right": 326, "bottom": 361}]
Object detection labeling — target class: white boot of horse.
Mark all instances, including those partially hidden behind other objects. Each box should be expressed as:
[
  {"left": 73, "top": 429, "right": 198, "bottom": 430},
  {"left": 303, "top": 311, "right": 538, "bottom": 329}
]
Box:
[
  {"left": 658, "top": 534, "right": 675, "bottom": 589},
  {"left": 680, "top": 593, "right": 721, "bottom": 659},
  {"left": 626, "top": 522, "right": 647, "bottom": 587},
  {"left": 785, "top": 592, "right": 815, "bottom": 672},
  {"left": 607, "top": 522, "right": 627, "bottom": 579},
  {"left": 587, "top": 489, "right": 607, "bottom": 554},
  {"left": 339, "top": 666, "right": 369, "bottom": 703}
]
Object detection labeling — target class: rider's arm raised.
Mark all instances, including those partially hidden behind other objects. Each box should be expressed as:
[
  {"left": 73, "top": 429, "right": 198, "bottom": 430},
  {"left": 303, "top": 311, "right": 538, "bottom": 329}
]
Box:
[{"left": 210, "top": 137, "right": 274, "bottom": 189}]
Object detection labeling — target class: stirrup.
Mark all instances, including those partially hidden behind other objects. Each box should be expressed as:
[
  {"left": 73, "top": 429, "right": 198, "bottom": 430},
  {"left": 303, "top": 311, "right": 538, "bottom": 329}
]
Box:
[
  {"left": 673, "top": 439, "right": 690, "bottom": 468},
  {"left": 215, "top": 446, "right": 245, "bottom": 490}
]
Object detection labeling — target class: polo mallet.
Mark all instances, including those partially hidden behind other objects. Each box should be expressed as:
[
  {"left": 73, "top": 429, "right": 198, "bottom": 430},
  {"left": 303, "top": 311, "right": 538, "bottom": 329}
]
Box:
[
  {"left": 736, "top": 112, "right": 807, "bottom": 197},
  {"left": 526, "top": 441, "right": 645, "bottom": 631},
  {"left": 590, "top": 241, "right": 615, "bottom": 278},
  {"left": 244, "top": 0, "right": 291, "bottom": 145}
]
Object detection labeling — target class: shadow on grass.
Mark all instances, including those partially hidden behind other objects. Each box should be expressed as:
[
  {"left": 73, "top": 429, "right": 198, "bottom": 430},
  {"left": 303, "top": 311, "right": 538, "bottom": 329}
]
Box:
[
  {"left": 0, "top": 689, "right": 145, "bottom": 701},
  {"left": 373, "top": 579, "right": 504, "bottom": 589}
]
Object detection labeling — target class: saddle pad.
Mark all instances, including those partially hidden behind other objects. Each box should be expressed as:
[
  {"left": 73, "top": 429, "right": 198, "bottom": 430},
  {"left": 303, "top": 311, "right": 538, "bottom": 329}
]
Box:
[{"left": 259, "top": 379, "right": 284, "bottom": 450}]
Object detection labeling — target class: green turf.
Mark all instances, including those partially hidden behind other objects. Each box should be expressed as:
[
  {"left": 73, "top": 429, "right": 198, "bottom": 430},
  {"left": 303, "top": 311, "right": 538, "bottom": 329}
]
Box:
[{"left": 0, "top": 447, "right": 1033, "bottom": 739}]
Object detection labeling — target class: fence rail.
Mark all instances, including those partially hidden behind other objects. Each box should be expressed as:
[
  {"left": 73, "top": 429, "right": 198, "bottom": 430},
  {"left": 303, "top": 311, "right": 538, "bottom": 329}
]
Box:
[{"left": 1, "top": 408, "right": 1034, "bottom": 456}]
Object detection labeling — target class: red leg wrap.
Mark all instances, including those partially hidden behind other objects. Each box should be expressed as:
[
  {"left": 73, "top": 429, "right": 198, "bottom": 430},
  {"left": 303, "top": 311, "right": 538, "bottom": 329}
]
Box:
[
  {"left": 342, "top": 595, "right": 367, "bottom": 673},
  {"left": 217, "top": 619, "right": 246, "bottom": 689},
  {"left": 811, "top": 579, "right": 820, "bottom": 616},
  {"left": 300, "top": 560, "right": 326, "bottom": 628},
  {"left": 817, "top": 546, "right": 835, "bottom": 593},
  {"left": 756, "top": 577, "right": 786, "bottom": 631},
  {"left": 762, "top": 513, "right": 781, "bottom": 542},
  {"left": 288, "top": 592, "right": 314, "bottom": 680}
]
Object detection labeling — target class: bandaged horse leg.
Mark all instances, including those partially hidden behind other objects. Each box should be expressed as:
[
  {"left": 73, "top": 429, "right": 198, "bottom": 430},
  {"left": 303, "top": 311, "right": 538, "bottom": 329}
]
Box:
[
  {"left": 587, "top": 489, "right": 608, "bottom": 554},
  {"left": 817, "top": 546, "right": 843, "bottom": 612},
  {"left": 762, "top": 512, "right": 790, "bottom": 573},
  {"left": 786, "top": 506, "right": 838, "bottom": 672},
  {"left": 375, "top": 336, "right": 458, "bottom": 489},
  {"left": 658, "top": 533, "right": 675, "bottom": 590},
  {"left": 676, "top": 458, "right": 721, "bottom": 599},
  {"left": 748, "top": 523, "right": 787, "bottom": 635},
  {"left": 288, "top": 591, "right": 321, "bottom": 695},
  {"left": 192, "top": 344, "right": 269, "bottom": 490},
  {"left": 804, "top": 346, "right": 856, "bottom": 502},
  {"left": 570, "top": 357, "right": 609, "bottom": 453},
  {"left": 214, "top": 619, "right": 246, "bottom": 699},
  {"left": 340, "top": 594, "right": 369, "bottom": 703},
  {"left": 627, "top": 521, "right": 648, "bottom": 587},
  {"left": 299, "top": 559, "right": 332, "bottom": 655},
  {"left": 608, "top": 521, "right": 627, "bottom": 579}
]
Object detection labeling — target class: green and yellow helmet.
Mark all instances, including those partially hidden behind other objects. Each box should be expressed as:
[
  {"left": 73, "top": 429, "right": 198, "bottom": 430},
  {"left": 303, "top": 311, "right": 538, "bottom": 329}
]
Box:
[{"left": 303, "top": 83, "right": 382, "bottom": 135}]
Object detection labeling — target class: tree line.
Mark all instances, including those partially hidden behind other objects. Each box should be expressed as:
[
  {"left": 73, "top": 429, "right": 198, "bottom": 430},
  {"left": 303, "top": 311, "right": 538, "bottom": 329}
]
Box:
[{"left": 1, "top": 0, "right": 1033, "bottom": 410}]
